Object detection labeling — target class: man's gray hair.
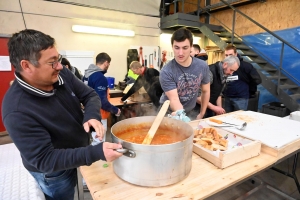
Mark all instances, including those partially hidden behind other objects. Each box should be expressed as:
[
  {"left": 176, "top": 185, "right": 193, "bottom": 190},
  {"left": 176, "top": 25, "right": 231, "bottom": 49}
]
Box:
[{"left": 223, "top": 55, "right": 240, "bottom": 67}]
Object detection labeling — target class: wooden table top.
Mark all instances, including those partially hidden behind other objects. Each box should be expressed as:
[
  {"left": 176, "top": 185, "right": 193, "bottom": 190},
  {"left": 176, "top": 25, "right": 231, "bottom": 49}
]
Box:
[
  {"left": 80, "top": 152, "right": 276, "bottom": 200},
  {"left": 109, "top": 97, "right": 151, "bottom": 107}
]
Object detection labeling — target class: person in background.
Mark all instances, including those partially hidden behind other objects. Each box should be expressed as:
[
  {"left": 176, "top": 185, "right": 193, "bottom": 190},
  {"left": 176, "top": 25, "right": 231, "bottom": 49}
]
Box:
[
  {"left": 190, "top": 44, "right": 208, "bottom": 61},
  {"left": 61, "top": 57, "right": 82, "bottom": 80},
  {"left": 2, "top": 29, "right": 122, "bottom": 199},
  {"left": 223, "top": 44, "right": 262, "bottom": 112},
  {"left": 196, "top": 56, "right": 240, "bottom": 118},
  {"left": 83, "top": 52, "right": 121, "bottom": 144},
  {"left": 124, "top": 68, "right": 139, "bottom": 84},
  {"left": 159, "top": 27, "right": 210, "bottom": 121},
  {"left": 9, "top": 80, "right": 14, "bottom": 86},
  {"left": 121, "top": 61, "right": 163, "bottom": 109}
]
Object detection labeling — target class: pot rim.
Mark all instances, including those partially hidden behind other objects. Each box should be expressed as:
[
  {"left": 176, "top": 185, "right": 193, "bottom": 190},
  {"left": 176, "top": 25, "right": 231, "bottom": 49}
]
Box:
[{"left": 111, "top": 116, "right": 194, "bottom": 147}]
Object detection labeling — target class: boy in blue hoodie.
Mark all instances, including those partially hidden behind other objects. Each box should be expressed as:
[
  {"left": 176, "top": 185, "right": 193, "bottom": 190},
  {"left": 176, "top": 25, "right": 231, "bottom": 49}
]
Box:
[{"left": 83, "top": 53, "right": 121, "bottom": 144}]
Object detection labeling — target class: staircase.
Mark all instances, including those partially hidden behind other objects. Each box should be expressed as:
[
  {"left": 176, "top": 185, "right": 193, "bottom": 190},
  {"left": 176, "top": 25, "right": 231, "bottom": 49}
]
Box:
[{"left": 160, "top": 0, "right": 300, "bottom": 112}]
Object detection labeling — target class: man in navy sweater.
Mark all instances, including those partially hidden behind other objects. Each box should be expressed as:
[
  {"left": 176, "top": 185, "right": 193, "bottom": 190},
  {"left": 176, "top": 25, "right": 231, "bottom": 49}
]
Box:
[
  {"left": 223, "top": 44, "right": 262, "bottom": 112},
  {"left": 2, "top": 29, "right": 122, "bottom": 199},
  {"left": 82, "top": 53, "right": 121, "bottom": 144}
]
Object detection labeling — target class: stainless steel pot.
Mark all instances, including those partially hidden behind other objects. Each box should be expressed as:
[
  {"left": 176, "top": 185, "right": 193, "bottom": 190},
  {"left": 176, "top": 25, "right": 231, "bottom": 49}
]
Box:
[{"left": 111, "top": 116, "right": 194, "bottom": 187}]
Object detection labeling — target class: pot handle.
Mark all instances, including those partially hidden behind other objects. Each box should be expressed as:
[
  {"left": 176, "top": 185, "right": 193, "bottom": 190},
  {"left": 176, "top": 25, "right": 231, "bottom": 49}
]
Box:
[{"left": 115, "top": 148, "right": 136, "bottom": 158}]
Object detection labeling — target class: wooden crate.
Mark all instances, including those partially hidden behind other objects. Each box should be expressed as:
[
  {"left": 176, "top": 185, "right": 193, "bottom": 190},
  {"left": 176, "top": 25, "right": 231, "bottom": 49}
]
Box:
[{"left": 190, "top": 121, "right": 261, "bottom": 169}]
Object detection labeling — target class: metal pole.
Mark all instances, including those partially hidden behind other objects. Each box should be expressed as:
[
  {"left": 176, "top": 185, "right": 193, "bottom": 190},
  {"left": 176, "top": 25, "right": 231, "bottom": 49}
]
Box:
[
  {"left": 162, "top": 0, "right": 165, "bottom": 17},
  {"left": 278, "top": 43, "right": 285, "bottom": 94},
  {"left": 231, "top": 10, "right": 236, "bottom": 45},
  {"left": 174, "top": 0, "right": 177, "bottom": 14},
  {"left": 182, "top": 0, "right": 185, "bottom": 13},
  {"left": 197, "top": 0, "right": 200, "bottom": 17}
]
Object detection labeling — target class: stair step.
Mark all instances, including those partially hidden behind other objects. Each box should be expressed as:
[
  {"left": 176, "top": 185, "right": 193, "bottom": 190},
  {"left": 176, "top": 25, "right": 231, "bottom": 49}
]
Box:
[
  {"left": 279, "top": 85, "right": 299, "bottom": 89},
  {"left": 248, "top": 60, "right": 267, "bottom": 64},
  {"left": 262, "top": 67, "right": 277, "bottom": 72},
  {"left": 234, "top": 44, "right": 250, "bottom": 50},
  {"left": 216, "top": 32, "right": 232, "bottom": 38},
  {"left": 240, "top": 52, "right": 259, "bottom": 57},
  {"left": 222, "top": 38, "right": 242, "bottom": 44},
  {"left": 289, "top": 94, "right": 300, "bottom": 100},
  {"left": 267, "top": 76, "right": 288, "bottom": 80}
]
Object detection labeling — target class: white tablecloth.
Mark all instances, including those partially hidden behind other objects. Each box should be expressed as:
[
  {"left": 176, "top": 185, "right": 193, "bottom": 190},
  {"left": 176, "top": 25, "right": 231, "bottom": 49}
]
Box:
[{"left": 0, "top": 143, "right": 45, "bottom": 200}]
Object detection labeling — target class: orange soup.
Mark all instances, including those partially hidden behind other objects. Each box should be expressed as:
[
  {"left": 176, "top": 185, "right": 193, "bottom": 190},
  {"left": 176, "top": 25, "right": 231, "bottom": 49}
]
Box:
[{"left": 115, "top": 127, "right": 187, "bottom": 145}]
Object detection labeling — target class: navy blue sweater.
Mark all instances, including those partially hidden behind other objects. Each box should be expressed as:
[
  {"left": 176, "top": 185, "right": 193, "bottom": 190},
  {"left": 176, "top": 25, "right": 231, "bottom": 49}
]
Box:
[{"left": 2, "top": 67, "right": 105, "bottom": 173}]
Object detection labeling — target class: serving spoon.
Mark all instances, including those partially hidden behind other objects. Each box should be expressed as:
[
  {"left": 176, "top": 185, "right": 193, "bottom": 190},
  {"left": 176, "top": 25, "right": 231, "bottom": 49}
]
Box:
[
  {"left": 142, "top": 100, "right": 170, "bottom": 145},
  {"left": 209, "top": 118, "right": 247, "bottom": 130}
]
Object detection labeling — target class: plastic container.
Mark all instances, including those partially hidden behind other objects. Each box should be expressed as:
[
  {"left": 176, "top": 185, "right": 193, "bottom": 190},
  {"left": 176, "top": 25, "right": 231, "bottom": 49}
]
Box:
[
  {"left": 106, "top": 77, "right": 115, "bottom": 89},
  {"left": 261, "top": 102, "right": 291, "bottom": 117}
]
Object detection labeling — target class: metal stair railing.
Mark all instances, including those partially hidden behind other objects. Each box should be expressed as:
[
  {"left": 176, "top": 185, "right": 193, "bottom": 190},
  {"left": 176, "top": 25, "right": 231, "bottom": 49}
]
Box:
[
  {"left": 200, "top": 7, "right": 300, "bottom": 88},
  {"left": 219, "top": 0, "right": 300, "bottom": 95},
  {"left": 160, "top": 0, "right": 300, "bottom": 110}
]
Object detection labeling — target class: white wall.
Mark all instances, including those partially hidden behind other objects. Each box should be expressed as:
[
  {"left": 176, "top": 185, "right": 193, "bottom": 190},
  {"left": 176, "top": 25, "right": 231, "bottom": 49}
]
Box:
[{"left": 0, "top": 0, "right": 161, "bottom": 83}]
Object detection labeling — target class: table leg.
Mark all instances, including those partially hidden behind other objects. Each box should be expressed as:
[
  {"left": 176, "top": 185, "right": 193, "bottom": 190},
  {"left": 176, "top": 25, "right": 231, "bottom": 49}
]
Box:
[
  {"left": 271, "top": 153, "right": 300, "bottom": 193},
  {"left": 76, "top": 168, "right": 84, "bottom": 200}
]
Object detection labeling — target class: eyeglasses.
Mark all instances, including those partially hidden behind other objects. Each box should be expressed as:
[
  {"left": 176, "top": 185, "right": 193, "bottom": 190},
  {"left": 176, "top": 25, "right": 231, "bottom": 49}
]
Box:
[{"left": 50, "top": 54, "right": 63, "bottom": 69}]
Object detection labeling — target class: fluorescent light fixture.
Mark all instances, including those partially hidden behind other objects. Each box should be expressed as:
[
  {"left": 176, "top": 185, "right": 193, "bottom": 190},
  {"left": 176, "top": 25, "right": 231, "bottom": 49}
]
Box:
[{"left": 72, "top": 25, "right": 135, "bottom": 37}]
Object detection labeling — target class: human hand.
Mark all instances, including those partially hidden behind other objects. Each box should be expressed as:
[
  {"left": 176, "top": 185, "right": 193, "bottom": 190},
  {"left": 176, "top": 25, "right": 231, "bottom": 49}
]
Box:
[
  {"left": 103, "top": 142, "right": 123, "bottom": 162},
  {"left": 115, "top": 109, "right": 121, "bottom": 117},
  {"left": 213, "top": 106, "right": 226, "bottom": 115},
  {"left": 168, "top": 109, "right": 191, "bottom": 122},
  {"left": 83, "top": 119, "right": 105, "bottom": 140},
  {"left": 196, "top": 112, "right": 205, "bottom": 120}
]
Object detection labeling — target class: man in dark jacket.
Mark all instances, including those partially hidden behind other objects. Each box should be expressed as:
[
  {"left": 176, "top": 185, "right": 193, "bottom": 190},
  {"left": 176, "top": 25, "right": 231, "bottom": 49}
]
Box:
[
  {"left": 2, "top": 29, "right": 122, "bottom": 199},
  {"left": 195, "top": 56, "right": 240, "bottom": 118},
  {"left": 223, "top": 44, "right": 262, "bottom": 112},
  {"left": 190, "top": 44, "right": 208, "bottom": 61},
  {"left": 121, "top": 61, "right": 163, "bottom": 108}
]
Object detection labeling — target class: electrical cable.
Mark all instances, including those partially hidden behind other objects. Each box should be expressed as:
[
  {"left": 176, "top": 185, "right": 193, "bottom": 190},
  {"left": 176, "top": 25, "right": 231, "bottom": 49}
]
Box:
[{"left": 18, "top": 0, "right": 27, "bottom": 29}]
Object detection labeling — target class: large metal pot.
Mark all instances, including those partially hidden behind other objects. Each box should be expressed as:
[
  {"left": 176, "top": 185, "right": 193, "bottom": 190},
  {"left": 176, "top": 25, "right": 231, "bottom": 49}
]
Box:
[{"left": 111, "top": 116, "right": 194, "bottom": 187}]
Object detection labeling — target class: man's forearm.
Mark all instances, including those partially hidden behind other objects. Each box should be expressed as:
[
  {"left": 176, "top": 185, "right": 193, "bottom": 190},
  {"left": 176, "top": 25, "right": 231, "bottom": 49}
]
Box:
[{"left": 199, "top": 91, "right": 209, "bottom": 115}]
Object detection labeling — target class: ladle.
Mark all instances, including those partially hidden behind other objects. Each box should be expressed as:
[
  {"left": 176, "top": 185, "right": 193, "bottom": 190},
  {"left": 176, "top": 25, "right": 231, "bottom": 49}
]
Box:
[{"left": 142, "top": 100, "right": 170, "bottom": 145}]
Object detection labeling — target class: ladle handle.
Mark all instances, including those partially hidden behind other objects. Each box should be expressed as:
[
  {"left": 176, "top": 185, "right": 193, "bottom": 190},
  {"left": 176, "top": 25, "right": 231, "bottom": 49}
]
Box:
[{"left": 142, "top": 100, "right": 170, "bottom": 145}]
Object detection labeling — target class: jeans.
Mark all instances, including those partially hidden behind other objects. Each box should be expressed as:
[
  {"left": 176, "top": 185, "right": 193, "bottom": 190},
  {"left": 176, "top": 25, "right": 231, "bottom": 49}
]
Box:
[
  {"left": 29, "top": 169, "right": 77, "bottom": 200},
  {"left": 224, "top": 97, "right": 248, "bottom": 113}
]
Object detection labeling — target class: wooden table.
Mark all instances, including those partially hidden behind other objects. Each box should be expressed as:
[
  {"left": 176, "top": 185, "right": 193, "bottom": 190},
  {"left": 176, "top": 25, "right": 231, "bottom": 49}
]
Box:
[
  {"left": 109, "top": 97, "right": 151, "bottom": 107},
  {"left": 80, "top": 152, "right": 276, "bottom": 200},
  {"left": 80, "top": 111, "right": 300, "bottom": 199},
  {"left": 80, "top": 114, "right": 278, "bottom": 200}
]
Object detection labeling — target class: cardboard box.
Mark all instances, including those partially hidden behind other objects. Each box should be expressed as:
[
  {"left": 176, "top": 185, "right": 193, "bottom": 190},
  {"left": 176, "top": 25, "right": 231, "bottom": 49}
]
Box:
[
  {"left": 191, "top": 121, "right": 261, "bottom": 169},
  {"left": 123, "top": 84, "right": 150, "bottom": 102}
]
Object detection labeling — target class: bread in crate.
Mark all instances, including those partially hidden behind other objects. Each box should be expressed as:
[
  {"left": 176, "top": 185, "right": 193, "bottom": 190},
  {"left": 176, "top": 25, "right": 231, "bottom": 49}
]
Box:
[
  {"left": 191, "top": 121, "right": 261, "bottom": 169},
  {"left": 193, "top": 128, "right": 228, "bottom": 151}
]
